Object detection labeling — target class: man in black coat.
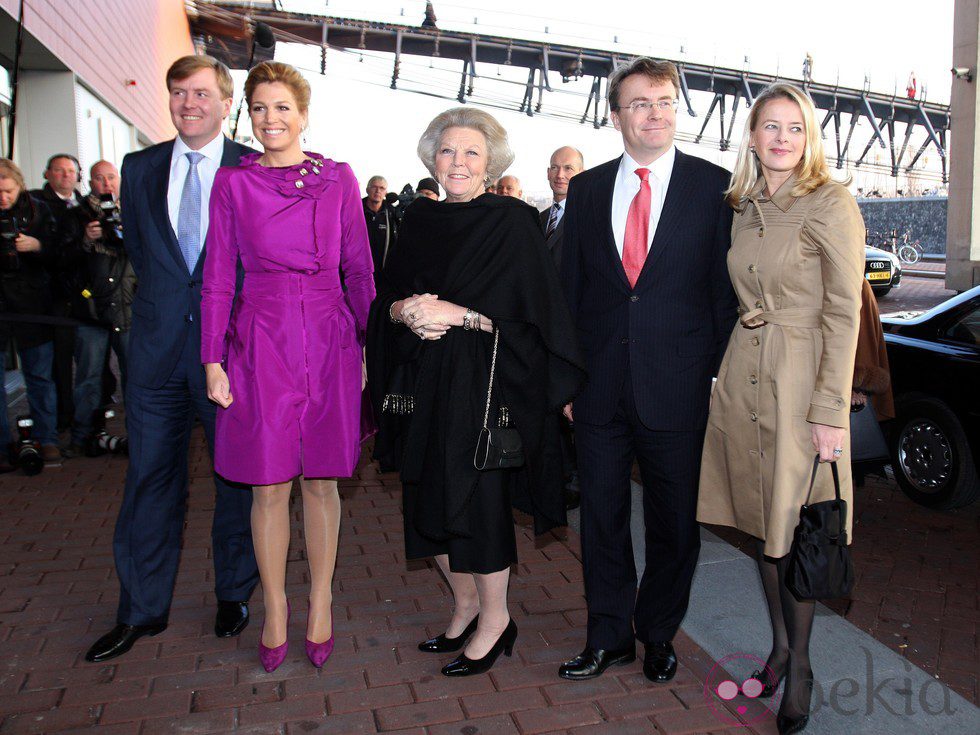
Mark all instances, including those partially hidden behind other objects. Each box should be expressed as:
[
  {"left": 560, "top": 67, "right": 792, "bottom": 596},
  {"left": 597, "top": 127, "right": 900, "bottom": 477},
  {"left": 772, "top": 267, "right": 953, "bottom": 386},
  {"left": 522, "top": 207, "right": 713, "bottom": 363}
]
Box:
[
  {"left": 541, "top": 146, "right": 585, "bottom": 509},
  {"left": 362, "top": 175, "right": 398, "bottom": 282},
  {"left": 558, "top": 58, "right": 737, "bottom": 684},
  {"left": 85, "top": 55, "right": 258, "bottom": 664},
  {"left": 31, "top": 153, "right": 84, "bottom": 432},
  {"left": 61, "top": 160, "right": 136, "bottom": 456}
]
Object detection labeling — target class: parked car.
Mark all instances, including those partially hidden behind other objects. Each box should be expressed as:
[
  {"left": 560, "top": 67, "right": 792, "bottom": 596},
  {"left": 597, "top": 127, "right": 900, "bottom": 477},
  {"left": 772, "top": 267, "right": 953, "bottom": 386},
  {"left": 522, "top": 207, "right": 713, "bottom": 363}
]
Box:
[
  {"left": 881, "top": 285, "right": 980, "bottom": 509},
  {"left": 865, "top": 246, "right": 902, "bottom": 298}
]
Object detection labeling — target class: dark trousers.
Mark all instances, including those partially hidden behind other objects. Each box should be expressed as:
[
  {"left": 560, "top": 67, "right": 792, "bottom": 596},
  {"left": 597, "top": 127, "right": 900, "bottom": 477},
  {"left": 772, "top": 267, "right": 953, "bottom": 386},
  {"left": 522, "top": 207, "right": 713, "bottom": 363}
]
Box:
[
  {"left": 112, "top": 335, "right": 258, "bottom": 626},
  {"left": 575, "top": 369, "right": 704, "bottom": 649},
  {"left": 53, "top": 323, "right": 75, "bottom": 429}
]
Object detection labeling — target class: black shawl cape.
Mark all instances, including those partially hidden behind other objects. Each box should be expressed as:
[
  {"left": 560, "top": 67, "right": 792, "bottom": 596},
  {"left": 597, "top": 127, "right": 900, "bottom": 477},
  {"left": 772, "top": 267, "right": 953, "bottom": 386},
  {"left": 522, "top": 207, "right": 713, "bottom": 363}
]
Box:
[{"left": 367, "top": 193, "right": 586, "bottom": 538}]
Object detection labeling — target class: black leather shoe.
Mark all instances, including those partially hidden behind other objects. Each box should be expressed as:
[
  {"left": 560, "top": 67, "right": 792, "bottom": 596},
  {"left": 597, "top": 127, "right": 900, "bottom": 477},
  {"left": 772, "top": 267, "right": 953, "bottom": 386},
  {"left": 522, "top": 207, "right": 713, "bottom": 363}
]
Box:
[
  {"left": 85, "top": 623, "right": 167, "bottom": 662},
  {"left": 563, "top": 487, "right": 581, "bottom": 511},
  {"left": 642, "top": 640, "right": 677, "bottom": 682},
  {"left": 441, "top": 619, "right": 517, "bottom": 677},
  {"left": 418, "top": 615, "right": 479, "bottom": 653},
  {"left": 750, "top": 668, "right": 784, "bottom": 698},
  {"left": 558, "top": 645, "right": 636, "bottom": 680},
  {"left": 776, "top": 712, "right": 809, "bottom": 734},
  {"left": 215, "top": 600, "right": 249, "bottom": 638}
]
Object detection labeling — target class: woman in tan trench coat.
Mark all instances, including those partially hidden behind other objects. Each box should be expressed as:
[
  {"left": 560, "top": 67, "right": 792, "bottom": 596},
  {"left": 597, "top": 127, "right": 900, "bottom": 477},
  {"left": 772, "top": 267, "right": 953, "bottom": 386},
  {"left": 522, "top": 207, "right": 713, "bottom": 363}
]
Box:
[{"left": 697, "top": 84, "right": 865, "bottom": 735}]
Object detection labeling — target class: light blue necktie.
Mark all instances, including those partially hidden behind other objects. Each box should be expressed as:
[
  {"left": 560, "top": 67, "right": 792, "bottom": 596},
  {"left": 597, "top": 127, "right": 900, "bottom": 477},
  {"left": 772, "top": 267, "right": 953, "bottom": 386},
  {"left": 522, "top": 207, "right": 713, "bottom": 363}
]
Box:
[{"left": 177, "top": 151, "right": 204, "bottom": 272}]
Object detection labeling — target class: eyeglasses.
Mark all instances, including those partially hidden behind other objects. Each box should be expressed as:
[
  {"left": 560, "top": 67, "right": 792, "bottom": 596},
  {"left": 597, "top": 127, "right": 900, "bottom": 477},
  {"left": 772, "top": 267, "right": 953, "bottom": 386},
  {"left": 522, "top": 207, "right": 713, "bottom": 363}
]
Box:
[{"left": 617, "top": 99, "right": 679, "bottom": 114}]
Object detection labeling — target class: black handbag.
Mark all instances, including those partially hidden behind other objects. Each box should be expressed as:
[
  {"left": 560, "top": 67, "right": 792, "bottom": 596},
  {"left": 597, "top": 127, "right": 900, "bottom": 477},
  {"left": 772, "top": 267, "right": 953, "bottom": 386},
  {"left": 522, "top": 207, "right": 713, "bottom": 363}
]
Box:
[
  {"left": 786, "top": 456, "right": 855, "bottom": 601},
  {"left": 849, "top": 402, "right": 889, "bottom": 464},
  {"left": 473, "top": 328, "right": 524, "bottom": 471}
]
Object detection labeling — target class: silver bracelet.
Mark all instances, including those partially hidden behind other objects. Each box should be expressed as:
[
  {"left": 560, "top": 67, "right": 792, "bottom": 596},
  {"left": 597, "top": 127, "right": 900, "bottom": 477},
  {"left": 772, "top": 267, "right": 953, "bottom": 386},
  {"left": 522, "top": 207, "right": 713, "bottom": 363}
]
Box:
[
  {"left": 463, "top": 308, "right": 475, "bottom": 330},
  {"left": 389, "top": 302, "right": 400, "bottom": 324}
]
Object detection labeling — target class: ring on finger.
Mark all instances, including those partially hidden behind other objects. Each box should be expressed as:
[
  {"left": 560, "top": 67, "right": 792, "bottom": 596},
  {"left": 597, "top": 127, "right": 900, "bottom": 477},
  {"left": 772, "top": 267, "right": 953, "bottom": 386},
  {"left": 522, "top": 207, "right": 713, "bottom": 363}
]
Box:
[{"left": 832, "top": 447, "right": 844, "bottom": 456}]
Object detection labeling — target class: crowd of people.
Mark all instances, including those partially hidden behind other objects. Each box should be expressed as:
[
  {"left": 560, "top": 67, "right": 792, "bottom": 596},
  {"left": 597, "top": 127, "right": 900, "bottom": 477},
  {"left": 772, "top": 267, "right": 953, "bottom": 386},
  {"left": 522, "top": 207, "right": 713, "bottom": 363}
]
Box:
[
  {"left": 0, "top": 50, "right": 872, "bottom": 735},
  {"left": 0, "top": 152, "right": 133, "bottom": 471}
]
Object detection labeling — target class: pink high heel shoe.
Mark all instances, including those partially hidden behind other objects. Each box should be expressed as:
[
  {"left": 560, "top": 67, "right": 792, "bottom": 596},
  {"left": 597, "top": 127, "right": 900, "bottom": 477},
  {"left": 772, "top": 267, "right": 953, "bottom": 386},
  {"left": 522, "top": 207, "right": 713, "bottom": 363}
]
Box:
[
  {"left": 258, "top": 601, "right": 290, "bottom": 673},
  {"left": 305, "top": 604, "right": 334, "bottom": 669}
]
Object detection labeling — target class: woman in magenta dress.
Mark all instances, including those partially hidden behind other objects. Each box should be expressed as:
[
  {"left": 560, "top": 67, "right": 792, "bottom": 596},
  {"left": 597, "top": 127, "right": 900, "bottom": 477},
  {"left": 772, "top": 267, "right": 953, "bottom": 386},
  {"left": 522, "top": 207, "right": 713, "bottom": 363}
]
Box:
[{"left": 201, "top": 61, "right": 374, "bottom": 673}]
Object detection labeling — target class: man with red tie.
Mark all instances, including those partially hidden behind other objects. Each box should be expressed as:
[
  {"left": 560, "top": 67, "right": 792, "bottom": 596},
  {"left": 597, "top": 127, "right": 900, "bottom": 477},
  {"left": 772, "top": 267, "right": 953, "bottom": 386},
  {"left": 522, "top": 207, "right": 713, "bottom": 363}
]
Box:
[{"left": 558, "top": 58, "right": 737, "bottom": 684}]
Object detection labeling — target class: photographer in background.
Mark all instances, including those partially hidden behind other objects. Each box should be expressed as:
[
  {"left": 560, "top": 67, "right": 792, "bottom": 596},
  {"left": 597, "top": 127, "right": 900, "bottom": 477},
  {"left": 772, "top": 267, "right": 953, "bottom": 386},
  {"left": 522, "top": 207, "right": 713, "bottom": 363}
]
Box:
[
  {"left": 62, "top": 161, "right": 135, "bottom": 457},
  {"left": 0, "top": 158, "right": 60, "bottom": 462},
  {"left": 32, "top": 154, "right": 84, "bottom": 432},
  {"left": 362, "top": 175, "right": 399, "bottom": 283}
]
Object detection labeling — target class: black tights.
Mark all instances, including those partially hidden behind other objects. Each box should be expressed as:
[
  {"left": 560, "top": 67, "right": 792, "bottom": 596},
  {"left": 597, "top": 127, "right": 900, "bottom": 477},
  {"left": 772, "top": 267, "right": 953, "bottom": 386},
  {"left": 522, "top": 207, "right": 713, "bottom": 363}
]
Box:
[{"left": 755, "top": 539, "right": 815, "bottom": 719}]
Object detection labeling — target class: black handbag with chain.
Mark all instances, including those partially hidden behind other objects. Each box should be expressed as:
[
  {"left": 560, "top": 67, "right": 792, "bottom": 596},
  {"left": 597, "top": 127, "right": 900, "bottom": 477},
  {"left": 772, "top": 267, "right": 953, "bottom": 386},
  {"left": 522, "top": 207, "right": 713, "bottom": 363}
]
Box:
[
  {"left": 473, "top": 328, "right": 524, "bottom": 471},
  {"left": 786, "top": 456, "right": 855, "bottom": 601}
]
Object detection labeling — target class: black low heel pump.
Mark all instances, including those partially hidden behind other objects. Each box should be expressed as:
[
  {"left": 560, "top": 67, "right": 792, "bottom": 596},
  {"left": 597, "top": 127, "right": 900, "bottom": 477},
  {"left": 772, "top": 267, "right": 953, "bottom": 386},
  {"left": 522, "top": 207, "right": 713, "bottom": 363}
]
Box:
[
  {"left": 776, "top": 669, "right": 813, "bottom": 734},
  {"left": 441, "top": 619, "right": 517, "bottom": 677},
  {"left": 418, "top": 615, "right": 479, "bottom": 653},
  {"left": 749, "top": 668, "right": 785, "bottom": 698}
]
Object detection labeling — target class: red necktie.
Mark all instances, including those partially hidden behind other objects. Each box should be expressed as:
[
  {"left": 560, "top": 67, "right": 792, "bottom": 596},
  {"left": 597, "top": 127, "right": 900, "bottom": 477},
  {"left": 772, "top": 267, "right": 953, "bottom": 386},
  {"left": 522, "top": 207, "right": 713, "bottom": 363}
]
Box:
[{"left": 623, "top": 167, "right": 651, "bottom": 288}]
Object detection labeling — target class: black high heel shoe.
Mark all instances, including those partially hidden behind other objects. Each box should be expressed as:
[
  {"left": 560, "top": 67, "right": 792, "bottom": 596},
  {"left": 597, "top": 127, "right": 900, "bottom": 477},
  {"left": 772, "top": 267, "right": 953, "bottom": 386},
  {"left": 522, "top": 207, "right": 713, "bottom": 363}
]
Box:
[
  {"left": 418, "top": 615, "right": 479, "bottom": 653},
  {"left": 441, "top": 619, "right": 517, "bottom": 677},
  {"left": 749, "top": 667, "right": 785, "bottom": 698},
  {"left": 776, "top": 668, "right": 813, "bottom": 734}
]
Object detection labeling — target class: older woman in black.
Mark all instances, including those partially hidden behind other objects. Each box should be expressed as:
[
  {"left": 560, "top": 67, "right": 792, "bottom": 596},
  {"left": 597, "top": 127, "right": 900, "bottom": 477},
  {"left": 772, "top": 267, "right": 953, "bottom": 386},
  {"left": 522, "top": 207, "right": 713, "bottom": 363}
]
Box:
[{"left": 368, "top": 107, "right": 585, "bottom": 677}]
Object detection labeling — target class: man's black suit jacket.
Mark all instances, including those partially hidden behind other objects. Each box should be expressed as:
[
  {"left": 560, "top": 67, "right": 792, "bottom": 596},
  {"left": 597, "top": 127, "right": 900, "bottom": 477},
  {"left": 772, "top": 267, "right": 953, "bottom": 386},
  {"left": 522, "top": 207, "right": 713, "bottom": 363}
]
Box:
[
  {"left": 120, "top": 137, "right": 252, "bottom": 390},
  {"left": 539, "top": 203, "right": 566, "bottom": 270},
  {"left": 561, "top": 149, "right": 738, "bottom": 431}
]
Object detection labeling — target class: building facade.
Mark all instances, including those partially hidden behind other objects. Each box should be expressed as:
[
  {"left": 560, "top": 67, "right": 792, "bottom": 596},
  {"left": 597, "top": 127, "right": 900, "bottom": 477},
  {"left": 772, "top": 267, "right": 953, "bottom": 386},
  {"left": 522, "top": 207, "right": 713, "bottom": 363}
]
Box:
[{"left": 0, "top": 0, "right": 194, "bottom": 188}]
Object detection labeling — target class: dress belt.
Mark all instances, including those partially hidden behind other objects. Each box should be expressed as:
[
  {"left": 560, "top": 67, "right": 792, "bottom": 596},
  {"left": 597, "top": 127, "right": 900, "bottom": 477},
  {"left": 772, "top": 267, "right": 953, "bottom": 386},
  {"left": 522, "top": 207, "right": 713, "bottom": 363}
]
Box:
[
  {"left": 739, "top": 306, "right": 821, "bottom": 329},
  {"left": 243, "top": 270, "right": 344, "bottom": 297}
]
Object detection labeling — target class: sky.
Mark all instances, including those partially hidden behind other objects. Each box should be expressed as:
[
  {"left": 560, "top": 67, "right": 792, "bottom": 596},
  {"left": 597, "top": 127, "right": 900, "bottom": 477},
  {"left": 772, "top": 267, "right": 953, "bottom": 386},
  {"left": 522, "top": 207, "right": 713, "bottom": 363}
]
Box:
[{"left": 230, "top": 0, "right": 957, "bottom": 200}]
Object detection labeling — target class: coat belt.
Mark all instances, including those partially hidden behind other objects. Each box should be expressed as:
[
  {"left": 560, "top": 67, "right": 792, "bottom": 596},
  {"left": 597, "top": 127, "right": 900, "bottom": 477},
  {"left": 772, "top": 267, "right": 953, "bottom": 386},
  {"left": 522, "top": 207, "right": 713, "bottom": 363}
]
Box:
[{"left": 739, "top": 306, "right": 821, "bottom": 329}]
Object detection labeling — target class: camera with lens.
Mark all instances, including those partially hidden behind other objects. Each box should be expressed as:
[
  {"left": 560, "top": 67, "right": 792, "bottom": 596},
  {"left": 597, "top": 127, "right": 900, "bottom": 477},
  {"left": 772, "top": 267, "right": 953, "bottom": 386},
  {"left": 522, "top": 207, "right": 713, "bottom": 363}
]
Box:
[
  {"left": 97, "top": 193, "right": 123, "bottom": 247},
  {"left": 86, "top": 408, "right": 128, "bottom": 457},
  {"left": 12, "top": 415, "right": 43, "bottom": 475},
  {"left": 0, "top": 209, "right": 20, "bottom": 271}
]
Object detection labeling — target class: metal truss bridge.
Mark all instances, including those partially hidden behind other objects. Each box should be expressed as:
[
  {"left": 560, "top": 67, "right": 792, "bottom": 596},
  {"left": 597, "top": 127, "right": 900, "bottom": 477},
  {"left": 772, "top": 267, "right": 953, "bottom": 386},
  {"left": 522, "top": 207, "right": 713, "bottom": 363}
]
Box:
[{"left": 188, "top": 1, "right": 951, "bottom": 182}]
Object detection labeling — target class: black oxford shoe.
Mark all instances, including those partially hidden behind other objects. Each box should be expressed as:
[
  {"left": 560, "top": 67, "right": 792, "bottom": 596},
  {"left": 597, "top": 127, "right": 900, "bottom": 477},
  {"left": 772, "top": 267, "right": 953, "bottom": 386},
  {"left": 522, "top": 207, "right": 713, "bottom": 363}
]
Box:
[
  {"left": 558, "top": 645, "right": 636, "bottom": 680},
  {"left": 642, "top": 640, "right": 678, "bottom": 682},
  {"left": 215, "top": 600, "right": 249, "bottom": 638},
  {"left": 85, "top": 623, "right": 167, "bottom": 662}
]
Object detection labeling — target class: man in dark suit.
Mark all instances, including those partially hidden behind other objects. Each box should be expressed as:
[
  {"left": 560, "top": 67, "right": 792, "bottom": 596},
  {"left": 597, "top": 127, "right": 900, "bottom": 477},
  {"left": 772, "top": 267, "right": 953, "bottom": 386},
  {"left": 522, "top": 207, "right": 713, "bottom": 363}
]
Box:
[
  {"left": 558, "top": 58, "right": 737, "bottom": 683},
  {"left": 86, "top": 55, "right": 258, "bottom": 663},
  {"left": 541, "top": 146, "right": 585, "bottom": 509}
]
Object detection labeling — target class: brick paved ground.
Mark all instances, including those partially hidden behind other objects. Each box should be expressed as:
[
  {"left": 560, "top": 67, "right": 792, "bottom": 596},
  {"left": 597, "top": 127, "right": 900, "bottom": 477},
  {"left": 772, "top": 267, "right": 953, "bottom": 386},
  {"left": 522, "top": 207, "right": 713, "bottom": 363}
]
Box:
[
  {"left": 707, "top": 469, "right": 980, "bottom": 706},
  {"left": 877, "top": 273, "right": 958, "bottom": 313},
  {"left": 1, "top": 423, "right": 774, "bottom": 734}
]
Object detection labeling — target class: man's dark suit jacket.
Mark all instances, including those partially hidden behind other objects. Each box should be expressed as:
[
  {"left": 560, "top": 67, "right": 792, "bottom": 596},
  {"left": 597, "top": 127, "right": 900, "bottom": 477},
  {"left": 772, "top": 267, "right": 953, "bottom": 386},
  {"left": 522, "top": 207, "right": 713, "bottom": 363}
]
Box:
[
  {"left": 561, "top": 149, "right": 738, "bottom": 431},
  {"left": 539, "top": 203, "right": 566, "bottom": 270},
  {"left": 120, "top": 138, "right": 251, "bottom": 390}
]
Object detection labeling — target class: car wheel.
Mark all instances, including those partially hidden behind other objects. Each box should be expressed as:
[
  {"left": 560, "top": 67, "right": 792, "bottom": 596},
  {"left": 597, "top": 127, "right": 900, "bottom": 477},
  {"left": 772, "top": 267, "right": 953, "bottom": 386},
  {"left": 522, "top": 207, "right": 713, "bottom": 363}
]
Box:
[
  {"left": 890, "top": 397, "right": 979, "bottom": 509},
  {"left": 872, "top": 286, "right": 891, "bottom": 298}
]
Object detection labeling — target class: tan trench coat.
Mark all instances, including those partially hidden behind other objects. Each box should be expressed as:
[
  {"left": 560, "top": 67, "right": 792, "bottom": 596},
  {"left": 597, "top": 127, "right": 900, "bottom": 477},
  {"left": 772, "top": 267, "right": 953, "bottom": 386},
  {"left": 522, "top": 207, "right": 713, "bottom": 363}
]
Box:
[{"left": 697, "top": 175, "right": 865, "bottom": 557}]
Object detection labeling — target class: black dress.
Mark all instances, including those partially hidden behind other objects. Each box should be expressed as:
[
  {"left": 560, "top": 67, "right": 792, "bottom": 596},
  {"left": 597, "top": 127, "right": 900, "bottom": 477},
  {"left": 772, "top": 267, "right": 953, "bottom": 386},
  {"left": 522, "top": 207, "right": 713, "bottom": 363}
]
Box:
[{"left": 367, "top": 194, "right": 585, "bottom": 574}]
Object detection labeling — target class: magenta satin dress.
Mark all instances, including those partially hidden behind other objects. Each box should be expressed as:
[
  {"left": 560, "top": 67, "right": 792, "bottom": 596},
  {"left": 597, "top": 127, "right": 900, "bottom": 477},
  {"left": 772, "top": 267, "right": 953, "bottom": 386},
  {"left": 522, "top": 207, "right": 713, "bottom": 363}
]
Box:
[{"left": 201, "top": 153, "right": 375, "bottom": 485}]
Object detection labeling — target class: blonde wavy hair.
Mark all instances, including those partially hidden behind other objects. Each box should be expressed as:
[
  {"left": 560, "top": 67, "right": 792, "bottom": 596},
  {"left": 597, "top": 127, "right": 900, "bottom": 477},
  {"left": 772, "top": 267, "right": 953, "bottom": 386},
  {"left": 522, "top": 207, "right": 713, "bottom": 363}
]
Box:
[{"left": 726, "top": 83, "right": 834, "bottom": 207}]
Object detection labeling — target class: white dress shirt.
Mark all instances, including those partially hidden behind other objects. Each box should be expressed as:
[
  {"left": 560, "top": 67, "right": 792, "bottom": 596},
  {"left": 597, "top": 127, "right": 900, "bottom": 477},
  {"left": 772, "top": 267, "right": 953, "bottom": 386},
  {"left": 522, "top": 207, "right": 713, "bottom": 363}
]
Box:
[
  {"left": 168, "top": 133, "right": 226, "bottom": 246},
  {"left": 611, "top": 145, "right": 676, "bottom": 258}
]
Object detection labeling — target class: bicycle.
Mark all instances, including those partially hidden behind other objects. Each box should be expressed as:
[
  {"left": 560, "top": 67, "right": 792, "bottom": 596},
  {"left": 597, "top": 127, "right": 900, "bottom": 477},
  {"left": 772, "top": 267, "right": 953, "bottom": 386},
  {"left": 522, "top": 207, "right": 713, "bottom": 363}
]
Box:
[
  {"left": 896, "top": 232, "right": 923, "bottom": 265},
  {"left": 869, "top": 229, "right": 923, "bottom": 265}
]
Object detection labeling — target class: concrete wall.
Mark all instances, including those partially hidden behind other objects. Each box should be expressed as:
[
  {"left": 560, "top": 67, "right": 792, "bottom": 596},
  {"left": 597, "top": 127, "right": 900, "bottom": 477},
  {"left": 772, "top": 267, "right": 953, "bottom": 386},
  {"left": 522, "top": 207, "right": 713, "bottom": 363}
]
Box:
[
  {"left": 0, "top": 0, "right": 194, "bottom": 144},
  {"left": 946, "top": 0, "right": 980, "bottom": 289},
  {"left": 857, "top": 197, "right": 948, "bottom": 255},
  {"left": 14, "top": 69, "right": 77, "bottom": 187}
]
